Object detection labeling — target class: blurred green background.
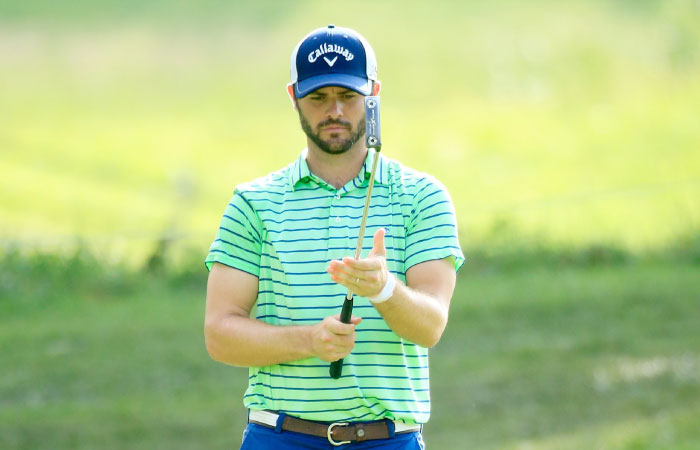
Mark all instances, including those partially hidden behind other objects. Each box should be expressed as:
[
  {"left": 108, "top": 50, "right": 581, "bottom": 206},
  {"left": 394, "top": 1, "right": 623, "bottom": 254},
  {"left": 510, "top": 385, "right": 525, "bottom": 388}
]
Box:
[{"left": 1, "top": 0, "right": 699, "bottom": 448}]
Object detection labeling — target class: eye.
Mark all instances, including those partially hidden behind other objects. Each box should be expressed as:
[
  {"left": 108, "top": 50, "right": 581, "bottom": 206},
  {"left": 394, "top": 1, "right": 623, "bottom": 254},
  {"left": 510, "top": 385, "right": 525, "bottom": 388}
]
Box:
[{"left": 343, "top": 93, "right": 357, "bottom": 100}]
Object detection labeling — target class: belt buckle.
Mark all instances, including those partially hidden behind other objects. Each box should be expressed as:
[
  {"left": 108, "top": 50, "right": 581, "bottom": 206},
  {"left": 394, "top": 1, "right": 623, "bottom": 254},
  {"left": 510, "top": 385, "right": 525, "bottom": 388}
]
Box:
[{"left": 327, "top": 422, "right": 351, "bottom": 446}]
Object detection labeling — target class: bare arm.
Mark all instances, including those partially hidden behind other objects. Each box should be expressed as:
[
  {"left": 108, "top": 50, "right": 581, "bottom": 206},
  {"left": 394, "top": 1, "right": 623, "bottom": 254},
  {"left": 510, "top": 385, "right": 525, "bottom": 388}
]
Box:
[
  {"left": 204, "top": 262, "right": 361, "bottom": 367},
  {"left": 372, "top": 258, "right": 455, "bottom": 347},
  {"left": 327, "top": 228, "right": 456, "bottom": 348}
]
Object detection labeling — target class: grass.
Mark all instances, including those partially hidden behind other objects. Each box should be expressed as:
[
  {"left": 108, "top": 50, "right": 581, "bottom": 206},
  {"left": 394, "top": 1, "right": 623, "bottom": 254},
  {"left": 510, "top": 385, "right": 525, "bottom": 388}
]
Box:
[
  {"left": 431, "top": 262, "right": 700, "bottom": 448},
  {"left": 1, "top": 249, "right": 699, "bottom": 449},
  {"left": 1, "top": 1, "right": 699, "bottom": 448},
  {"left": 1, "top": 0, "right": 699, "bottom": 262}
]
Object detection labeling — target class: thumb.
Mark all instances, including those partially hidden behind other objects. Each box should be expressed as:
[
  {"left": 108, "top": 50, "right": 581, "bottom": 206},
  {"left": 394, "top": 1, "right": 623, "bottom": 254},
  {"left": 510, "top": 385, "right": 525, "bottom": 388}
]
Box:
[{"left": 369, "top": 228, "right": 387, "bottom": 258}]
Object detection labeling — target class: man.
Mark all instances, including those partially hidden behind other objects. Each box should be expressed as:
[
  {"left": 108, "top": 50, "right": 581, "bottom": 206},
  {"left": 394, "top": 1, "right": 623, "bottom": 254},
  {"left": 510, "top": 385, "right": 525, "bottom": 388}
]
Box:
[{"left": 204, "top": 24, "right": 464, "bottom": 449}]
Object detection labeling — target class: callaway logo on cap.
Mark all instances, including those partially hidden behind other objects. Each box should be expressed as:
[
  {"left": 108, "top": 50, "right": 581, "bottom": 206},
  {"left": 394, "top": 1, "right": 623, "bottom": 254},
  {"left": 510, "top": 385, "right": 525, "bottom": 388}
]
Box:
[{"left": 290, "top": 24, "right": 378, "bottom": 98}]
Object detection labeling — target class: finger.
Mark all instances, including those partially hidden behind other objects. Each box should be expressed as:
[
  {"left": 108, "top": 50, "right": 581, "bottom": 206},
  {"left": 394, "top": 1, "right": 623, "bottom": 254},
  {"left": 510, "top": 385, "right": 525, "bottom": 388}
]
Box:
[
  {"left": 330, "top": 346, "right": 353, "bottom": 361},
  {"left": 368, "top": 227, "right": 387, "bottom": 258},
  {"left": 330, "top": 313, "right": 361, "bottom": 326},
  {"left": 326, "top": 317, "right": 356, "bottom": 335},
  {"left": 328, "top": 260, "right": 365, "bottom": 279},
  {"left": 341, "top": 256, "right": 382, "bottom": 271},
  {"left": 332, "top": 332, "right": 356, "bottom": 346},
  {"left": 337, "top": 268, "right": 383, "bottom": 288},
  {"left": 329, "top": 270, "right": 359, "bottom": 290},
  {"left": 327, "top": 260, "right": 350, "bottom": 276}
]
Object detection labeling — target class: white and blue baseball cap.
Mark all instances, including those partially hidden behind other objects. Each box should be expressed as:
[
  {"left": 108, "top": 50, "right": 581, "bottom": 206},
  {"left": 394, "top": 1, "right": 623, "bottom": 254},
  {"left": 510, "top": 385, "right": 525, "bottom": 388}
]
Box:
[{"left": 290, "top": 24, "right": 378, "bottom": 98}]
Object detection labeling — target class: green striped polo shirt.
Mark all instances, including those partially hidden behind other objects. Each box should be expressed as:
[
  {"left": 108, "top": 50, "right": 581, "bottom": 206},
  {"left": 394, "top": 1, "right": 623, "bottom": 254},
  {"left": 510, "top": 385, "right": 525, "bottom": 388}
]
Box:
[{"left": 205, "top": 148, "right": 464, "bottom": 424}]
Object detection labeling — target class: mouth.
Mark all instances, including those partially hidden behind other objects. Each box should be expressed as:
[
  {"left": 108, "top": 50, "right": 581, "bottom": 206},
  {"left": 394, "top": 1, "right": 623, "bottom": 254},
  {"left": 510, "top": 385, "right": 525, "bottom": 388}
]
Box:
[
  {"left": 322, "top": 126, "right": 348, "bottom": 134},
  {"left": 319, "top": 121, "right": 351, "bottom": 133}
]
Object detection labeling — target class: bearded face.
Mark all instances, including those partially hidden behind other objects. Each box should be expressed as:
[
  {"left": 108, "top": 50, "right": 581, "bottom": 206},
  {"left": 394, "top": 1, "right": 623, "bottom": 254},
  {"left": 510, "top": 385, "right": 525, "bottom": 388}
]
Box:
[{"left": 297, "top": 107, "right": 365, "bottom": 155}]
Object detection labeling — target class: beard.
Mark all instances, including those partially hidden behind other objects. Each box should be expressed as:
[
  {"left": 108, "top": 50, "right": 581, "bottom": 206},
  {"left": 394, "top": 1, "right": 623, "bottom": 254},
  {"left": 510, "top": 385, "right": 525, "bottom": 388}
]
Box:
[{"left": 298, "top": 109, "right": 365, "bottom": 155}]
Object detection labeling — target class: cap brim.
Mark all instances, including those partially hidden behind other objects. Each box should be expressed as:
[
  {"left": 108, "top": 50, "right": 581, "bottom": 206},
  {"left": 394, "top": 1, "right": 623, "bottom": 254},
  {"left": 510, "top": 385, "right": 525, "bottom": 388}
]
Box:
[{"left": 295, "top": 73, "right": 371, "bottom": 98}]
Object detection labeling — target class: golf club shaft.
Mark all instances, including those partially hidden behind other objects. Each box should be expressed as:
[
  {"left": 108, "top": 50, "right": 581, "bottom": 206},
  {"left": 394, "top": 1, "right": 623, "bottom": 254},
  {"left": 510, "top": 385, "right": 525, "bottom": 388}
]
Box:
[{"left": 329, "top": 149, "right": 381, "bottom": 379}]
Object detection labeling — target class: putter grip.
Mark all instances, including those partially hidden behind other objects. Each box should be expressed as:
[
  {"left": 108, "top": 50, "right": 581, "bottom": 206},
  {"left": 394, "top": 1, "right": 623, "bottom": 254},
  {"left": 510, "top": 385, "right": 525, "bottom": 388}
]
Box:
[{"left": 329, "top": 296, "right": 353, "bottom": 379}]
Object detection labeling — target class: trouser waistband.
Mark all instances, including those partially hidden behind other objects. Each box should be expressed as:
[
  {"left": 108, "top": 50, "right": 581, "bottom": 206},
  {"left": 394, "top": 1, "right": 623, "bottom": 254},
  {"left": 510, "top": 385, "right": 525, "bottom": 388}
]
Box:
[{"left": 248, "top": 410, "right": 422, "bottom": 446}]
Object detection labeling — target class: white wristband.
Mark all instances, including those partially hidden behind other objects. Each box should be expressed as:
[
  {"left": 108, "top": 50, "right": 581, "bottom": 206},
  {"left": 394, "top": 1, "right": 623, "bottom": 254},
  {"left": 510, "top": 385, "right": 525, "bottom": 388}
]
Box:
[{"left": 369, "top": 272, "right": 396, "bottom": 304}]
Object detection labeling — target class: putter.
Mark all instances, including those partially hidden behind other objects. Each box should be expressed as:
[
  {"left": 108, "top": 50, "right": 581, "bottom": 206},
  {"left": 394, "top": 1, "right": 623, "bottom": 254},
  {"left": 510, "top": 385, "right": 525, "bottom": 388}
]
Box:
[{"left": 329, "top": 95, "right": 382, "bottom": 379}]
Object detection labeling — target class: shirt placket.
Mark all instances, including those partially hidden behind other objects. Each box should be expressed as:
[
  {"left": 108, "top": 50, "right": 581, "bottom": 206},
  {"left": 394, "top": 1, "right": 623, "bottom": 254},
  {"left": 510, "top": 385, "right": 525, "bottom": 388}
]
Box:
[{"left": 328, "top": 188, "right": 350, "bottom": 262}]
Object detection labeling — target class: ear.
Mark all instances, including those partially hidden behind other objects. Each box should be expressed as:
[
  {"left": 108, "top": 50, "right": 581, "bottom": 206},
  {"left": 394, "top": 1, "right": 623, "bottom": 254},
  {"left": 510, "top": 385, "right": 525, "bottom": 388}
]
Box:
[
  {"left": 286, "top": 83, "right": 298, "bottom": 109},
  {"left": 372, "top": 80, "right": 382, "bottom": 96}
]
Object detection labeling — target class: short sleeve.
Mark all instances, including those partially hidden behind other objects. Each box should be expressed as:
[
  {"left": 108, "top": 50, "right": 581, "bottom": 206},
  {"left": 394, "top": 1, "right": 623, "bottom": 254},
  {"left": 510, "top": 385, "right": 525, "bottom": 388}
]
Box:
[
  {"left": 404, "top": 177, "right": 465, "bottom": 272},
  {"left": 204, "top": 189, "right": 263, "bottom": 276}
]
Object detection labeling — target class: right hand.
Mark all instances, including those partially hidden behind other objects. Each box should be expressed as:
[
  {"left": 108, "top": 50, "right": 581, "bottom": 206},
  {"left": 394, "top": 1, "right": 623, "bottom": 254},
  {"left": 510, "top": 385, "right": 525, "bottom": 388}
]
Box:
[{"left": 309, "top": 315, "right": 362, "bottom": 362}]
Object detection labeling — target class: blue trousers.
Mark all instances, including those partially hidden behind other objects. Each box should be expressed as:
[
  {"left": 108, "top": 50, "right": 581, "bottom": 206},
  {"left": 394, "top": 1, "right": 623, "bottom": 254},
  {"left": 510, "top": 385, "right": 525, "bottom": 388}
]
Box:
[{"left": 240, "top": 423, "right": 426, "bottom": 449}]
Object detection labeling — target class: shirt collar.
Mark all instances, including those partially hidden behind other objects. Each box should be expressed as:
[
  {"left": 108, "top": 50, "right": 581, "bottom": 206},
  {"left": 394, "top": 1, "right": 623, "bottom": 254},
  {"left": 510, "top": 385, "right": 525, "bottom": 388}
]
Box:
[
  {"left": 289, "top": 148, "right": 313, "bottom": 188},
  {"left": 359, "top": 148, "right": 388, "bottom": 186},
  {"left": 289, "top": 148, "right": 388, "bottom": 191}
]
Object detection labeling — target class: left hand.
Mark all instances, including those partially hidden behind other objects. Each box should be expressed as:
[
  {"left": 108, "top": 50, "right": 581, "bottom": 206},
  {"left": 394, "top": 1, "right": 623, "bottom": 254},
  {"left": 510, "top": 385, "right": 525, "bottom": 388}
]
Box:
[{"left": 327, "top": 228, "right": 389, "bottom": 298}]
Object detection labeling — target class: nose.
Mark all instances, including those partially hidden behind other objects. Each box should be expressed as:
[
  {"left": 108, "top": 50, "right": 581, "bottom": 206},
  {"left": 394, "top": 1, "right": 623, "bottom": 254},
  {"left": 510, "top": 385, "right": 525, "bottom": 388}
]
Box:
[{"left": 326, "top": 98, "right": 343, "bottom": 119}]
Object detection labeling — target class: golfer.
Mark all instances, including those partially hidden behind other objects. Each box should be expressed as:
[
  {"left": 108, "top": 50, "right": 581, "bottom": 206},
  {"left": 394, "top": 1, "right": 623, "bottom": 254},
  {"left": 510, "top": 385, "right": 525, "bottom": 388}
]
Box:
[{"left": 204, "top": 24, "right": 464, "bottom": 449}]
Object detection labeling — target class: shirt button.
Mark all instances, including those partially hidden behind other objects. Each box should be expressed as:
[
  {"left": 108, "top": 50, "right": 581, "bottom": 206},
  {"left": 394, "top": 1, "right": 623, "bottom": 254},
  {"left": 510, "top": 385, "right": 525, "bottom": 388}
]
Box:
[
  {"left": 335, "top": 194, "right": 341, "bottom": 199},
  {"left": 335, "top": 217, "right": 341, "bottom": 223}
]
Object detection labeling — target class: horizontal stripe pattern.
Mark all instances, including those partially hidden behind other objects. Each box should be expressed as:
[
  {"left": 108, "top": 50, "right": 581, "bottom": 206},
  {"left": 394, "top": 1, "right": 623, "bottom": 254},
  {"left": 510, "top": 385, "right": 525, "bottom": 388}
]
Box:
[{"left": 205, "top": 148, "right": 464, "bottom": 425}]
